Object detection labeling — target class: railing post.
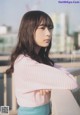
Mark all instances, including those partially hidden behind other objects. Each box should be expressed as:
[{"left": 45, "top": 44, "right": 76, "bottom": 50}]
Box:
[
  {"left": 12, "top": 75, "right": 17, "bottom": 111},
  {"left": 3, "top": 73, "right": 7, "bottom": 106}
]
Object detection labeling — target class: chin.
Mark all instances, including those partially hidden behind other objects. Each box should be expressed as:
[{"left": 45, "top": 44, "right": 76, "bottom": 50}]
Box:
[
  {"left": 42, "top": 45, "right": 49, "bottom": 47},
  {"left": 39, "top": 43, "right": 50, "bottom": 47}
]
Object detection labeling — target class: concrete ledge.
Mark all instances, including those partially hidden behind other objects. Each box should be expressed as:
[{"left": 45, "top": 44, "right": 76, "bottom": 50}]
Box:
[{"left": 51, "top": 90, "right": 80, "bottom": 115}]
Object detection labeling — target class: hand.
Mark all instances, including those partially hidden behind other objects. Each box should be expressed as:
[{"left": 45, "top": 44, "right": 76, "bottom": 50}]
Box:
[{"left": 38, "top": 89, "right": 51, "bottom": 95}]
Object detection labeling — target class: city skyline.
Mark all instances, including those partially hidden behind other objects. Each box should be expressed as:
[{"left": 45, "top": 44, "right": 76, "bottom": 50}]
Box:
[{"left": 0, "top": 0, "right": 80, "bottom": 33}]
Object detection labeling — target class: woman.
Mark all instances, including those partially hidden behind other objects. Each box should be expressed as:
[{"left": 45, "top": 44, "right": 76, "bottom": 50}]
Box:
[{"left": 7, "top": 10, "right": 78, "bottom": 115}]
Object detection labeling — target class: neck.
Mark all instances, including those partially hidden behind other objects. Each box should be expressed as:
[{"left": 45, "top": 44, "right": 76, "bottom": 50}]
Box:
[{"left": 35, "top": 46, "right": 41, "bottom": 54}]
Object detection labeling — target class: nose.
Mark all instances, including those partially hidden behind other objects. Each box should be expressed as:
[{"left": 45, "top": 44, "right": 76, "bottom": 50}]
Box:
[{"left": 45, "top": 27, "right": 51, "bottom": 36}]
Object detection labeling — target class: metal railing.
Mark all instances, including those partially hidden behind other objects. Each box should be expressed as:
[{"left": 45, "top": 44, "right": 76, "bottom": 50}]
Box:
[{"left": 0, "top": 66, "right": 17, "bottom": 115}]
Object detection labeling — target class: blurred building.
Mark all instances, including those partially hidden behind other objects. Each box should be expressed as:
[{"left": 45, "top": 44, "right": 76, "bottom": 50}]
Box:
[
  {"left": 73, "top": 31, "right": 80, "bottom": 50},
  {"left": 0, "top": 25, "right": 17, "bottom": 54},
  {"left": 0, "top": 25, "right": 7, "bottom": 34},
  {"left": 50, "top": 13, "right": 68, "bottom": 53},
  {"left": 66, "top": 35, "right": 74, "bottom": 53}
]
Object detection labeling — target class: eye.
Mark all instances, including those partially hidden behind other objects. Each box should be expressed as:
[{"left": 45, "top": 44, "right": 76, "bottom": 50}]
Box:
[
  {"left": 38, "top": 25, "right": 46, "bottom": 30},
  {"left": 38, "top": 26, "right": 45, "bottom": 30},
  {"left": 40, "top": 26, "right": 45, "bottom": 30}
]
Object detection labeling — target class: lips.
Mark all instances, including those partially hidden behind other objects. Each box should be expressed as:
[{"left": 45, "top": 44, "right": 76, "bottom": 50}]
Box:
[{"left": 44, "top": 39, "right": 50, "bottom": 43}]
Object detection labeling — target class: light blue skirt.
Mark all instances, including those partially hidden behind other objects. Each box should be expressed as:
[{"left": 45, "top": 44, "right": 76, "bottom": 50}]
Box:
[{"left": 18, "top": 102, "right": 52, "bottom": 115}]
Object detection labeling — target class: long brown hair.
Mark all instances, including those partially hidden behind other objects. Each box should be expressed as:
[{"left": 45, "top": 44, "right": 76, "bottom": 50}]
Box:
[{"left": 7, "top": 10, "right": 54, "bottom": 73}]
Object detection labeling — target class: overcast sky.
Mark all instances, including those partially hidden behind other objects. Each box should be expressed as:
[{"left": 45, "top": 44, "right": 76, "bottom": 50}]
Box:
[{"left": 0, "top": 0, "right": 80, "bottom": 33}]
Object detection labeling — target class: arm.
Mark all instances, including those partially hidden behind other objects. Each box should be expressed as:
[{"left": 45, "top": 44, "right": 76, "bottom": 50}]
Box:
[
  {"left": 13, "top": 55, "right": 78, "bottom": 93},
  {"left": 54, "top": 63, "right": 76, "bottom": 78}
]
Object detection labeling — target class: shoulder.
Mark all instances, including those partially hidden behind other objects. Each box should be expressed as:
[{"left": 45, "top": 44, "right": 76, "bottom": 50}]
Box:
[{"left": 14, "top": 54, "right": 38, "bottom": 66}]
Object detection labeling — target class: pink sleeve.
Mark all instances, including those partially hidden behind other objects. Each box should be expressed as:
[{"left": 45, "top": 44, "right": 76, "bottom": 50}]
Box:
[
  {"left": 13, "top": 55, "right": 78, "bottom": 93},
  {"left": 54, "top": 63, "right": 76, "bottom": 77}
]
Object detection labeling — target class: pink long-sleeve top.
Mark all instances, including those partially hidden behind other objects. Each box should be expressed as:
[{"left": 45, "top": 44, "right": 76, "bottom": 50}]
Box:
[{"left": 13, "top": 54, "right": 78, "bottom": 107}]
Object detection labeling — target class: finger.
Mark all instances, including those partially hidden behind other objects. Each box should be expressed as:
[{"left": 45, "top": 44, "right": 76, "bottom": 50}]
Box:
[
  {"left": 43, "top": 90, "right": 46, "bottom": 95},
  {"left": 39, "top": 90, "right": 50, "bottom": 95},
  {"left": 39, "top": 90, "right": 43, "bottom": 95},
  {"left": 45, "top": 90, "right": 49, "bottom": 93},
  {"left": 39, "top": 90, "right": 46, "bottom": 95},
  {"left": 47, "top": 89, "right": 51, "bottom": 91}
]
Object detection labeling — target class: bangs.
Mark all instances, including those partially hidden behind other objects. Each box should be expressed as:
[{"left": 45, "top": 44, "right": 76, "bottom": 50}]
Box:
[{"left": 36, "top": 16, "right": 54, "bottom": 29}]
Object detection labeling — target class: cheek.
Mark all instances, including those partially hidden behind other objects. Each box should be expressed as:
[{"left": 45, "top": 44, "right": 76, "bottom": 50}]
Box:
[
  {"left": 35, "top": 37, "right": 42, "bottom": 44},
  {"left": 34, "top": 32, "right": 42, "bottom": 41},
  {"left": 34, "top": 33, "right": 41, "bottom": 45}
]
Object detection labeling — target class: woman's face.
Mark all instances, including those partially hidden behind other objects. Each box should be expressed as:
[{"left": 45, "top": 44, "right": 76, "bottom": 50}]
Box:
[{"left": 34, "top": 22, "right": 53, "bottom": 48}]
